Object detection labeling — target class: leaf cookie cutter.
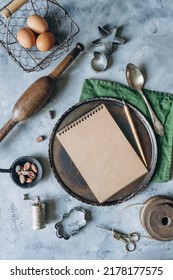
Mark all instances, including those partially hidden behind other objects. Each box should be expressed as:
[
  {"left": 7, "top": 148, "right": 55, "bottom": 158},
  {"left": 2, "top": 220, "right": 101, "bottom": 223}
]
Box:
[{"left": 55, "top": 207, "right": 87, "bottom": 240}]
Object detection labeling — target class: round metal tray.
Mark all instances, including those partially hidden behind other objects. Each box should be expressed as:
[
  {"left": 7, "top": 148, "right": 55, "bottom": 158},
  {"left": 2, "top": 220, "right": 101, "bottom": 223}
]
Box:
[{"left": 49, "top": 98, "right": 157, "bottom": 206}]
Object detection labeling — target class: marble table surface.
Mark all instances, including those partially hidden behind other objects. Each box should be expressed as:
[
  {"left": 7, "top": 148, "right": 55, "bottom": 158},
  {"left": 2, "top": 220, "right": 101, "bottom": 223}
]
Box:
[{"left": 0, "top": 0, "right": 173, "bottom": 260}]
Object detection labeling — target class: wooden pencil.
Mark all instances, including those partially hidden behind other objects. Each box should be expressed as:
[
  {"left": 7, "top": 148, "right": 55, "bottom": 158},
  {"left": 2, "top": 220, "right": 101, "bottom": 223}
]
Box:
[{"left": 123, "top": 100, "right": 148, "bottom": 168}]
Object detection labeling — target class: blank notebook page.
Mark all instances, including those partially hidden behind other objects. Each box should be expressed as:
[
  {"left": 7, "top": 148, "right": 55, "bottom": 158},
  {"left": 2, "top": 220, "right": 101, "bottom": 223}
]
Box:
[{"left": 56, "top": 104, "right": 148, "bottom": 203}]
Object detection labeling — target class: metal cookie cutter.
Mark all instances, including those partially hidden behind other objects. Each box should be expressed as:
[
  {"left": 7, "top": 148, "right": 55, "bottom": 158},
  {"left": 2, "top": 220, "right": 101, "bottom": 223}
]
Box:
[
  {"left": 92, "top": 25, "right": 125, "bottom": 55},
  {"left": 91, "top": 51, "right": 108, "bottom": 72},
  {"left": 55, "top": 207, "right": 86, "bottom": 240}
]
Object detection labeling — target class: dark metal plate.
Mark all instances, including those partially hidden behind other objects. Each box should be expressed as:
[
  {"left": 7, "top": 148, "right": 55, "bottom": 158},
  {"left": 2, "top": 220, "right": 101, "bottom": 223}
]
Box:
[{"left": 49, "top": 98, "right": 157, "bottom": 206}]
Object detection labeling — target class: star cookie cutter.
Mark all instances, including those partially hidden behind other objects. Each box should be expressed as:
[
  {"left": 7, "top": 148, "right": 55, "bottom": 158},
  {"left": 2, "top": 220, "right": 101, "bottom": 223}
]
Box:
[{"left": 92, "top": 25, "right": 125, "bottom": 55}]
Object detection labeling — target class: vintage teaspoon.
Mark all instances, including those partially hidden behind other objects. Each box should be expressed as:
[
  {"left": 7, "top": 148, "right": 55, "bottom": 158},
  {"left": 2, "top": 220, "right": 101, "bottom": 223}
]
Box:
[{"left": 126, "top": 63, "right": 164, "bottom": 136}]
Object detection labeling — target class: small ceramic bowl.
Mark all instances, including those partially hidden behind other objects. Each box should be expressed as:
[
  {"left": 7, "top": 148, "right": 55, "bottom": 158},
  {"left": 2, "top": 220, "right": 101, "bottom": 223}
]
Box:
[{"left": 0, "top": 156, "right": 43, "bottom": 188}]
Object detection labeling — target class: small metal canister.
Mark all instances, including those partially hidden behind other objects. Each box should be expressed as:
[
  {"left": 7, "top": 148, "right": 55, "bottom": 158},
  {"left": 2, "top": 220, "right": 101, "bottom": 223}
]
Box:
[{"left": 31, "top": 196, "right": 45, "bottom": 230}]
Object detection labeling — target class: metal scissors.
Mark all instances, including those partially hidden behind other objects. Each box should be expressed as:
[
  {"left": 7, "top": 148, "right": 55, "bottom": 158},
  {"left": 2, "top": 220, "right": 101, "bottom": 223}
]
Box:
[{"left": 97, "top": 225, "right": 140, "bottom": 252}]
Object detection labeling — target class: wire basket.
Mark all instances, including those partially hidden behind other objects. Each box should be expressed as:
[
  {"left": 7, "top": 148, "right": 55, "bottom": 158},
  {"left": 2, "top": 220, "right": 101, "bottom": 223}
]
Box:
[{"left": 0, "top": 0, "right": 79, "bottom": 72}]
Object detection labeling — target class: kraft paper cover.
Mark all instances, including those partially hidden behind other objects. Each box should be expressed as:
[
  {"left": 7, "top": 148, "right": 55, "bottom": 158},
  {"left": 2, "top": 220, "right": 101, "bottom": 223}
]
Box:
[{"left": 56, "top": 104, "right": 148, "bottom": 203}]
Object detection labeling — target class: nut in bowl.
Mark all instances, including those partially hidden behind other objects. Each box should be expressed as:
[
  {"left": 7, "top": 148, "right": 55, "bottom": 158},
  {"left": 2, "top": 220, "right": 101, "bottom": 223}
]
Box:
[
  {"left": 12, "top": 156, "right": 43, "bottom": 188},
  {"left": 0, "top": 156, "right": 43, "bottom": 188}
]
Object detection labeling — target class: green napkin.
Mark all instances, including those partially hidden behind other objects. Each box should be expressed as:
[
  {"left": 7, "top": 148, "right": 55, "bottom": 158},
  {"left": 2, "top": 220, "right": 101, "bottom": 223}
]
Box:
[{"left": 80, "top": 79, "right": 173, "bottom": 183}]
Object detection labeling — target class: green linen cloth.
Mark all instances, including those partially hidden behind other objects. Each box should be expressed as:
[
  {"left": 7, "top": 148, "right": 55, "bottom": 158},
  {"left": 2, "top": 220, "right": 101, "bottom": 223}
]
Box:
[{"left": 80, "top": 79, "right": 173, "bottom": 183}]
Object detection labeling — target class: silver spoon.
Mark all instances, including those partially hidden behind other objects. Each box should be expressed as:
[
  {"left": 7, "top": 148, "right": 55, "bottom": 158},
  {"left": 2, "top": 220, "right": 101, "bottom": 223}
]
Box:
[{"left": 126, "top": 63, "right": 164, "bottom": 136}]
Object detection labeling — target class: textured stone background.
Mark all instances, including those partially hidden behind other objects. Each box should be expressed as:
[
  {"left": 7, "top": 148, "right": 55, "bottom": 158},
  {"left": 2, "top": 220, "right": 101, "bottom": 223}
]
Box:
[{"left": 0, "top": 0, "right": 173, "bottom": 260}]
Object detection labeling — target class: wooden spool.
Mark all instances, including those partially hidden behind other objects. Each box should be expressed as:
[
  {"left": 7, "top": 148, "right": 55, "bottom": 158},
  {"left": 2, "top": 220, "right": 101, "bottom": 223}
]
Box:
[{"left": 140, "top": 196, "right": 173, "bottom": 241}]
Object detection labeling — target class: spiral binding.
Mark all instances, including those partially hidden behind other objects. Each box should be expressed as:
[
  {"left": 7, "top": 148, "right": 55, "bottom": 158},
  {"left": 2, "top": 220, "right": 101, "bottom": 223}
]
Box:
[{"left": 58, "top": 104, "right": 104, "bottom": 136}]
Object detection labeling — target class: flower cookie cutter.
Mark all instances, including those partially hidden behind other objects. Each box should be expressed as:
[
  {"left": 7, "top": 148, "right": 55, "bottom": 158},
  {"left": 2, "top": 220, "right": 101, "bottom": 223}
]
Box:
[{"left": 55, "top": 207, "right": 87, "bottom": 240}]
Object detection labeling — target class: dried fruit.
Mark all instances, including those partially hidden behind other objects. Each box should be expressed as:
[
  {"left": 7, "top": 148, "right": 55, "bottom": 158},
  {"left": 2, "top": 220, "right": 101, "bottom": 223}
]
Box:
[
  {"left": 26, "top": 177, "right": 33, "bottom": 183},
  {"left": 28, "top": 171, "right": 36, "bottom": 179},
  {"left": 15, "top": 165, "right": 22, "bottom": 173},
  {"left": 17, "top": 167, "right": 24, "bottom": 175},
  {"left": 19, "top": 174, "right": 25, "bottom": 184},
  {"left": 35, "top": 136, "right": 44, "bottom": 142},
  {"left": 15, "top": 161, "right": 38, "bottom": 185},
  {"left": 24, "top": 162, "right": 31, "bottom": 171},
  {"left": 21, "top": 170, "right": 29, "bottom": 176},
  {"left": 31, "top": 163, "right": 38, "bottom": 173}
]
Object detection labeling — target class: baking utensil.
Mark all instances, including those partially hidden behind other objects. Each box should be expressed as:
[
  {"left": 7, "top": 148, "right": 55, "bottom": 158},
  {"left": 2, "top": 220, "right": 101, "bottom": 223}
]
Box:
[
  {"left": 1, "top": 0, "right": 28, "bottom": 18},
  {"left": 55, "top": 207, "right": 86, "bottom": 239},
  {"left": 92, "top": 26, "right": 125, "bottom": 55},
  {"left": 122, "top": 100, "right": 147, "bottom": 167},
  {"left": 97, "top": 225, "right": 140, "bottom": 252},
  {"left": 0, "top": 43, "right": 84, "bottom": 143},
  {"left": 31, "top": 196, "right": 46, "bottom": 230},
  {"left": 23, "top": 194, "right": 46, "bottom": 229},
  {"left": 126, "top": 63, "right": 164, "bottom": 136},
  {"left": 0, "top": 156, "right": 42, "bottom": 188},
  {"left": 49, "top": 98, "right": 157, "bottom": 206},
  {"left": 91, "top": 51, "right": 107, "bottom": 72},
  {"left": 140, "top": 196, "right": 173, "bottom": 241}
]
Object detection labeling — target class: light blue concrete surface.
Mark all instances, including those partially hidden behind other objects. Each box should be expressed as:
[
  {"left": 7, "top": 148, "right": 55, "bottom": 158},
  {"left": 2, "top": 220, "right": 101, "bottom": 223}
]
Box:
[{"left": 0, "top": 0, "right": 173, "bottom": 260}]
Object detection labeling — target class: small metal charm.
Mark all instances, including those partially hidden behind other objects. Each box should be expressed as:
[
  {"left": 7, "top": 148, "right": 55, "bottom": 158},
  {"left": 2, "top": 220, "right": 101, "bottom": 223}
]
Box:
[{"left": 92, "top": 25, "right": 125, "bottom": 55}]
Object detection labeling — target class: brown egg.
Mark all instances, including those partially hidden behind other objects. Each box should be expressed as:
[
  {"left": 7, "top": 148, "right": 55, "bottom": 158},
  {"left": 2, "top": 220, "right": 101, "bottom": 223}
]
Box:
[
  {"left": 27, "top": 14, "right": 49, "bottom": 34},
  {"left": 36, "top": 32, "right": 56, "bottom": 52},
  {"left": 17, "top": 28, "right": 36, "bottom": 48}
]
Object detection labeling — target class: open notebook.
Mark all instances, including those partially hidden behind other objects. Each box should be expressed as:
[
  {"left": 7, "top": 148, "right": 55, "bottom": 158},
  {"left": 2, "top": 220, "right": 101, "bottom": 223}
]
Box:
[{"left": 56, "top": 104, "right": 148, "bottom": 203}]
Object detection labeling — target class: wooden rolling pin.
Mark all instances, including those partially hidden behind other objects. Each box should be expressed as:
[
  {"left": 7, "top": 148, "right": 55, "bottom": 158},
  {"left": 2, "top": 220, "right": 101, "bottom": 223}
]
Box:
[
  {"left": 0, "top": 43, "right": 84, "bottom": 143},
  {"left": 1, "top": 0, "right": 28, "bottom": 19}
]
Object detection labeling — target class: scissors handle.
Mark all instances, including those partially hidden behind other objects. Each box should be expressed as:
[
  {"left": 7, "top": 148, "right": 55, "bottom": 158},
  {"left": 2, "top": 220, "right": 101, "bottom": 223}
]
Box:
[
  {"left": 113, "top": 231, "right": 140, "bottom": 252},
  {"left": 129, "top": 232, "right": 140, "bottom": 242},
  {"left": 118, "top": 235, "right": 136, "bottom": 252},
  {"left": 125, "top": 240, "right": 136, "bottom": 252},
  {"left": 124, "top": 232, "right": 140, "bottom": 252},
  {"left": 97, "top": 226, "right": 140, "bottom": 253}
]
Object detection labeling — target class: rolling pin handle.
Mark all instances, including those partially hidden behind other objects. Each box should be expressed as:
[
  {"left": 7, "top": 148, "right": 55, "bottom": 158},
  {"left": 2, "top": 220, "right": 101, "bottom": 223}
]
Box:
[
  {"left": 69, "top": 43, "right": 84, "bottom": 59},
  {"left": 49, "top": 43, "right": 84, "bottom": 80},
  {"left": 0, "top": 119, "right": 17, "bottom": 143},
  {"left": 76, "top": 43, "right": 85, "bottom": 51},
  {"left": 1, "top": 0, "right": 28, "bottom": 19}
]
